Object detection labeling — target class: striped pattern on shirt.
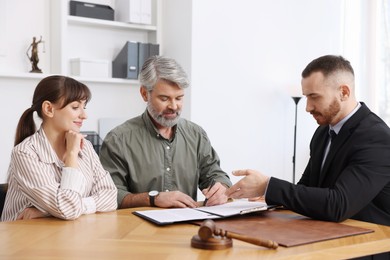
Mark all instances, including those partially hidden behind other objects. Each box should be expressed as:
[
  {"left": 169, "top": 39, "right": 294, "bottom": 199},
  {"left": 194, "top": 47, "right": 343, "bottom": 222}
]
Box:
[{"left": 1, "top": 128, "right": 117, "bottom": 221}]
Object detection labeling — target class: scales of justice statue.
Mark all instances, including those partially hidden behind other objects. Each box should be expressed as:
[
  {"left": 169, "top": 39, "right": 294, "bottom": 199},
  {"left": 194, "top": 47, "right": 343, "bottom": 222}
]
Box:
[{"left": 26, "top": 36, "right": 45, "bottom": 73}]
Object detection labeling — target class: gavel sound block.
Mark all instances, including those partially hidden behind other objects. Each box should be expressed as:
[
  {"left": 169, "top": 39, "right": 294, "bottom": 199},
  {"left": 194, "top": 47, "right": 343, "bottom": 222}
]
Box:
[{"left": 191, "top": 219, "right": 279, "bottom": 250}]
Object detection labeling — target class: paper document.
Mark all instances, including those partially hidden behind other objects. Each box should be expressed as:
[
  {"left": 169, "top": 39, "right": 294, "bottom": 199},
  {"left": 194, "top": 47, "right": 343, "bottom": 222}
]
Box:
[
  {"left": 133, "top": 200, "right": 274, "bottom": 225},
  {"left": 196, "top": 200, "right": 269, "bottom": 217}
]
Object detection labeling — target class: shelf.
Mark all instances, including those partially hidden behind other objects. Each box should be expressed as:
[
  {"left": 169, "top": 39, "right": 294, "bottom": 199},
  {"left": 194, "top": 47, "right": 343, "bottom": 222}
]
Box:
[
  {"left": 0, "top": 72, "right": 140, "bottom": 85},
  {"left": 73, "top": 76, "right": 140, "bottom": 85},
  {"left": 68, "top": 16, "right": 157, "bottom": 32},
  {"left": 0, "top": 72, "right": 49, "bottom": 80}
]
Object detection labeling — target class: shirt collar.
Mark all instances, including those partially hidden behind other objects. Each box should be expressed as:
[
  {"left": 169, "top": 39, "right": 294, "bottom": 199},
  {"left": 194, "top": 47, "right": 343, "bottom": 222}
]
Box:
[
  {"left": 330, "top": 102, "right": 361, "bottom": 134},
  {"left": 142, "top": 109, "right": 178, "bottom": 140},
  {"left": 33, "top": 127, "right": 82, "bottom": 167},
  {"left": 33, "top": 127, "right": 62, "bottom": 166}
]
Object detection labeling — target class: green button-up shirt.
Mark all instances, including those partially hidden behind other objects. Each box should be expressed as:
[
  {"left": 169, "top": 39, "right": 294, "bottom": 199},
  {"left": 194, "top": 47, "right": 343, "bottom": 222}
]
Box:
[{"left": 99, "top": 110, "right": 231, "bottom": 206}]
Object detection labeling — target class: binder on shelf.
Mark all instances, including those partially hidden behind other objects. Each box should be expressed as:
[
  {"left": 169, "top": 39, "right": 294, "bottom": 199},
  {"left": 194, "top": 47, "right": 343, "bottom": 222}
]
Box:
[
  {"left": 112, "top": 41, "right": 139, "bottom": 79},
  {"left": 149, "top": 43, "right": 159, "bottom": 56},
  {"left": 113, "top": 41, "right": 159, "bottom": 79},
  {"left": 138, "top": 43, "right": 160, "bottom": 71}
]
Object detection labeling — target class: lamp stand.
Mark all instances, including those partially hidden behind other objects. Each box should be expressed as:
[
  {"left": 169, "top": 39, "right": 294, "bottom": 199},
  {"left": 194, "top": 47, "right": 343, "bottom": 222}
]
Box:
[{"left": 292, "top": 96, "right": 301, "bottom": 184}]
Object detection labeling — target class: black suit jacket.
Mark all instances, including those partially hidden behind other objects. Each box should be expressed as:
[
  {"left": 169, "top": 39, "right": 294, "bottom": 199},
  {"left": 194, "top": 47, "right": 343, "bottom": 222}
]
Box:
[{"left": 266, "top": 102, "right": 390, "bottom": 225}]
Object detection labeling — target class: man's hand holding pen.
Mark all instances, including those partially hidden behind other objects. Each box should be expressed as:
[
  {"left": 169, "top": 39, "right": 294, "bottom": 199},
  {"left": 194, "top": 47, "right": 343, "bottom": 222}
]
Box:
[{"left": 202, "top": 180, "right": 230, "bottom": 206}]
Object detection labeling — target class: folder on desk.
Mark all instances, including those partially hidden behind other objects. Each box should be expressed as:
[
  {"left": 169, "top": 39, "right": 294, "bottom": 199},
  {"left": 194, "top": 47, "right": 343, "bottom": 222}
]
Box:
[
  {"left": 203, "top": 211, "right": 374, "bottom": 247},
  {"left": 133, "top": 200, "right": 276, "bottom": 225}
]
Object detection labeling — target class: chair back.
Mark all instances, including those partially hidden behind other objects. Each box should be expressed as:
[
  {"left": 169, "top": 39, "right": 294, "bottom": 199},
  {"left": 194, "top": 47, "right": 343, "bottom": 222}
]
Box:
[{"left": 0, "top": 183, "right": 8, "bottom": 218}]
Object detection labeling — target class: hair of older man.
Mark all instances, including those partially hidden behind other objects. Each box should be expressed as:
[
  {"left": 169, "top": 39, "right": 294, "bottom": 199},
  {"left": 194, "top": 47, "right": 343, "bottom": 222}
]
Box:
[{"left": 139, "top": 55, "right": 190, "bottom": 91}]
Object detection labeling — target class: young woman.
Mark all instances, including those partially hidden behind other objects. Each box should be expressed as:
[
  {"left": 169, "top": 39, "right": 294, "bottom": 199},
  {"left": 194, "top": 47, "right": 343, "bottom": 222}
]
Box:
[{"left": 1, "top": 75, "right": 117, "bottom": 221}]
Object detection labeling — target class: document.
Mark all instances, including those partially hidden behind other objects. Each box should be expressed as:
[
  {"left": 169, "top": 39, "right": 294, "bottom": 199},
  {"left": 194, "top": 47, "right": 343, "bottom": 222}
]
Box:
[{"left": 133, "top": 200, "right": 275, "bottom": 225}]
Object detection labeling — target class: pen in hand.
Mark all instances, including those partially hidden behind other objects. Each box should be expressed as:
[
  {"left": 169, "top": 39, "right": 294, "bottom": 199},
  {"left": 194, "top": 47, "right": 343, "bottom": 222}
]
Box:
[{"left": 203, "top": 179, "right": 216, "bottom": 206}]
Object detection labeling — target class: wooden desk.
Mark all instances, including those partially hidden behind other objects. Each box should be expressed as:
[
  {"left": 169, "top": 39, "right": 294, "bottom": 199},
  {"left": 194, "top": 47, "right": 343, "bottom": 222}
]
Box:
[{"left": 0, "top": 208, "right": 389, "bottom": 259}]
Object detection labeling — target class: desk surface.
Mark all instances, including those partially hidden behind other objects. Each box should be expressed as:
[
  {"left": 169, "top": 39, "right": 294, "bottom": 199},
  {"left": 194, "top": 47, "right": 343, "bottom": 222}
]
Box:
[{"left": 0, "top": 208, "right": 389, "bottom": 259}]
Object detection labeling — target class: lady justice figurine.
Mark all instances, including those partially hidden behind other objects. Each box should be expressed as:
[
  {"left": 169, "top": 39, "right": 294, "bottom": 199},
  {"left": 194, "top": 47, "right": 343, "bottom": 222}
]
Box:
[{"left": 26, "top": 36, "right": 44, "bottom": 73}]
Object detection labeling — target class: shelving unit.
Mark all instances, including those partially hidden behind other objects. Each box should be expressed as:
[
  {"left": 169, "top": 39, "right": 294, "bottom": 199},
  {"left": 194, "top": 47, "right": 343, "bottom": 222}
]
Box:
[
  {"left": 50, "top": 0, "right": 161, "bottom": 84},
  {"left": 67, "top": 15, "right": 157, "bottom": 32},
  {"left": 0, "top": 69, "right": 143, "bottom": 85},
  {"left": 0, "top": 72, "right": 49, "bottom": 80},
  {"left": 0, "top": 0, "right": 161, "bottom": 83},
  {"left": 0, "top": 72, "right": 140, "bottom": 85}
]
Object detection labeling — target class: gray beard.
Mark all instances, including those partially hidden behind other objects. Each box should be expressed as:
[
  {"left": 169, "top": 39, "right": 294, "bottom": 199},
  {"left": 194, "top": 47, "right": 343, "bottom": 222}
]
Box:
[{"left": 147, "top": 102, "right": 181, "bottom": 127}]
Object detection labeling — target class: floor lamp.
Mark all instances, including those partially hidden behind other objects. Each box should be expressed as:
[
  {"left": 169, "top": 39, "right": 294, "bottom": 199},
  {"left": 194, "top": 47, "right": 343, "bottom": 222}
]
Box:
[{"left": 292, "top": 96, "right": 301, "bottom": 184}]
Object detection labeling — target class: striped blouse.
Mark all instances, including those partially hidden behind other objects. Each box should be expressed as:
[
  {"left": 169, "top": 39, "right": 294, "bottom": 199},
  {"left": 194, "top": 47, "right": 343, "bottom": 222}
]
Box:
[{"left": 1, "top": 127, "right": 117, "bottom": 221}]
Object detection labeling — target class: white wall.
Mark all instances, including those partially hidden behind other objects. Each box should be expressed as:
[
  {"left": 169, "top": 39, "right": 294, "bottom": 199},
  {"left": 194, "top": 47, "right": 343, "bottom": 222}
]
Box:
[
  {"left": 160, "top": 0, "right": 193, "bottom": 118},
  {"left": 0, "top": 0, "right": 51, "bottom": 73},
  {"left": 0, "top": 0, "right": 50, "bottom": 182},
  {"left": 162, "top": 0, "right": 344, "bottom": 185},
  {"left": 0, "top": 77, "right": 40, "bottom": 182}
]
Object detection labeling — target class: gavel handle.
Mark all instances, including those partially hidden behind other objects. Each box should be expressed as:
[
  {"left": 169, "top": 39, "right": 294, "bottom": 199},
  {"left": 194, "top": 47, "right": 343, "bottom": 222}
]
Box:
[{"left": 224, "top": 231, "right": 278, "bottom": 249}]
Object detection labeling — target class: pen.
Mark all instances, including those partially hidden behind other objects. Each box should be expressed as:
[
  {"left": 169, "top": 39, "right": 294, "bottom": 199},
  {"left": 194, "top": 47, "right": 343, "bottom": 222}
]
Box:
[
  {"left": 240, "top": 205, "right": 279, "bottom": 215},
  {"left": 240, "top": 206, "right": 267, "bottom": 215},
  {"left": 203, "top": 179, "right": 216, "bottom": 206}
]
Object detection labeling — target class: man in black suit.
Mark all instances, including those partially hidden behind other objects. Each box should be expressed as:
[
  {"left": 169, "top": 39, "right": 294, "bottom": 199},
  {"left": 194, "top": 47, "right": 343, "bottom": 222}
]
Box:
[{"left": 226, "top": 55, "right": 390, "bottom": 227}]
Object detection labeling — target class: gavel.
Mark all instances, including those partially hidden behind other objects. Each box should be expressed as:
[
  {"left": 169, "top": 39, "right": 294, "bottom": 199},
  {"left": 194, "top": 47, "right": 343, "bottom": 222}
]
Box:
[{"left": 198, "top": 219, "right": 278, "bottom": 249}]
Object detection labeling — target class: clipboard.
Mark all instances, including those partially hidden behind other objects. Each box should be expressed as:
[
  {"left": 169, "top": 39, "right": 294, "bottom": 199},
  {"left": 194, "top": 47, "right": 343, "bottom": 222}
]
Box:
[{"left": 133, "top": 200, "right": 276, "bottom": 225}]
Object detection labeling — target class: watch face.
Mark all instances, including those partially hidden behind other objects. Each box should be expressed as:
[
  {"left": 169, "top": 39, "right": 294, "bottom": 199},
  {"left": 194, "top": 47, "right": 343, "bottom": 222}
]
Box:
[{"left": 149, "top": 190, "right": 159, "bottom": 196}]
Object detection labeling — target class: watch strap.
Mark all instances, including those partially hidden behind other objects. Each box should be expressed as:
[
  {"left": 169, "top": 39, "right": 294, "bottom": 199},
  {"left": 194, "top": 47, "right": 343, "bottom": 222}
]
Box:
[{"left": 149, "top": 194, "right": 156, "bottom": 207}]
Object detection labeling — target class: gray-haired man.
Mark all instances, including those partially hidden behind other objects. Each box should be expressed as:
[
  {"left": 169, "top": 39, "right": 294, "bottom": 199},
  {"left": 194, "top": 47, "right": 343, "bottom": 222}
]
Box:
[{"left": 100, "top": 55, "right": 231, "bottom": 209}]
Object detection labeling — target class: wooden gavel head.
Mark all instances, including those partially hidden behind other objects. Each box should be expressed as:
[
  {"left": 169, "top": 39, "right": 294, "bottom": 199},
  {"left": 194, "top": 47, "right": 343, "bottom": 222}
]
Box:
[
  {"left": 198, "top": 219, "right": 235, "bottom": 241},
  {"left": 191, "top": 220, "right": 233, "bottom": 250},
  {"left": 198, "top": 219, "right": 217, "bottom": 241},
  {"left": 197, "top": 219, "right": 279, "bottom": 249}
]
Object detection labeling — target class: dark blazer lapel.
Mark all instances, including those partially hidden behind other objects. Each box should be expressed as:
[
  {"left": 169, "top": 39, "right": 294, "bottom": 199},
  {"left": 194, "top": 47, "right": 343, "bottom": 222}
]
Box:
[
  {"left": 310, "top": 126, "right": 329, "bottom": 186},
  {"left": 320, "top": 102, "right": 371, "bottom": 184}
]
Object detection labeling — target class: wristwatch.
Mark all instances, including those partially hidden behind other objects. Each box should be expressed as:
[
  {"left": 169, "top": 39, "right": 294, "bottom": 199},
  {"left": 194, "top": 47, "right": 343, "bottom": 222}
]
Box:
[{"left": 148, "top": 190, "right": 159, "bottom": 207}]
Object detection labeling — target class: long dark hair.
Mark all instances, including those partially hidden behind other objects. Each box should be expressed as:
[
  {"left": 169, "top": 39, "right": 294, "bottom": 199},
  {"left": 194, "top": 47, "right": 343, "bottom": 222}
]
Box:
[{"left": 14, "top": 75, "right": 91, "bottom": 146}]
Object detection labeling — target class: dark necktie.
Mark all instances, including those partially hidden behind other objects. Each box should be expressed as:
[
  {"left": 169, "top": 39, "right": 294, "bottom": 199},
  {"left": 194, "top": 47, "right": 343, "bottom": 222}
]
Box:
[
  {"left": 321, "top": 129, "right": 337, "bottom": 170},
  {"left": 329, "top": 130, "right": 337, "bottom": 142}
]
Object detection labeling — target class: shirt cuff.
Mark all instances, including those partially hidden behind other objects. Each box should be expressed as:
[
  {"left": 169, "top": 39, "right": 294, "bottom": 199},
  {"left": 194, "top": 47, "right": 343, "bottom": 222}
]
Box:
[
  {"left": 263, "top": 176, "right": 271, "bottom": 199},
  {"left": 61, "top": 167, "right": 85, "bottom": 193},
  {"left": 82, "top": 197, "right": 96, "bottom": 214},
  {"left": 117, "top": 189, "right": 130, "bottom": 208}
]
